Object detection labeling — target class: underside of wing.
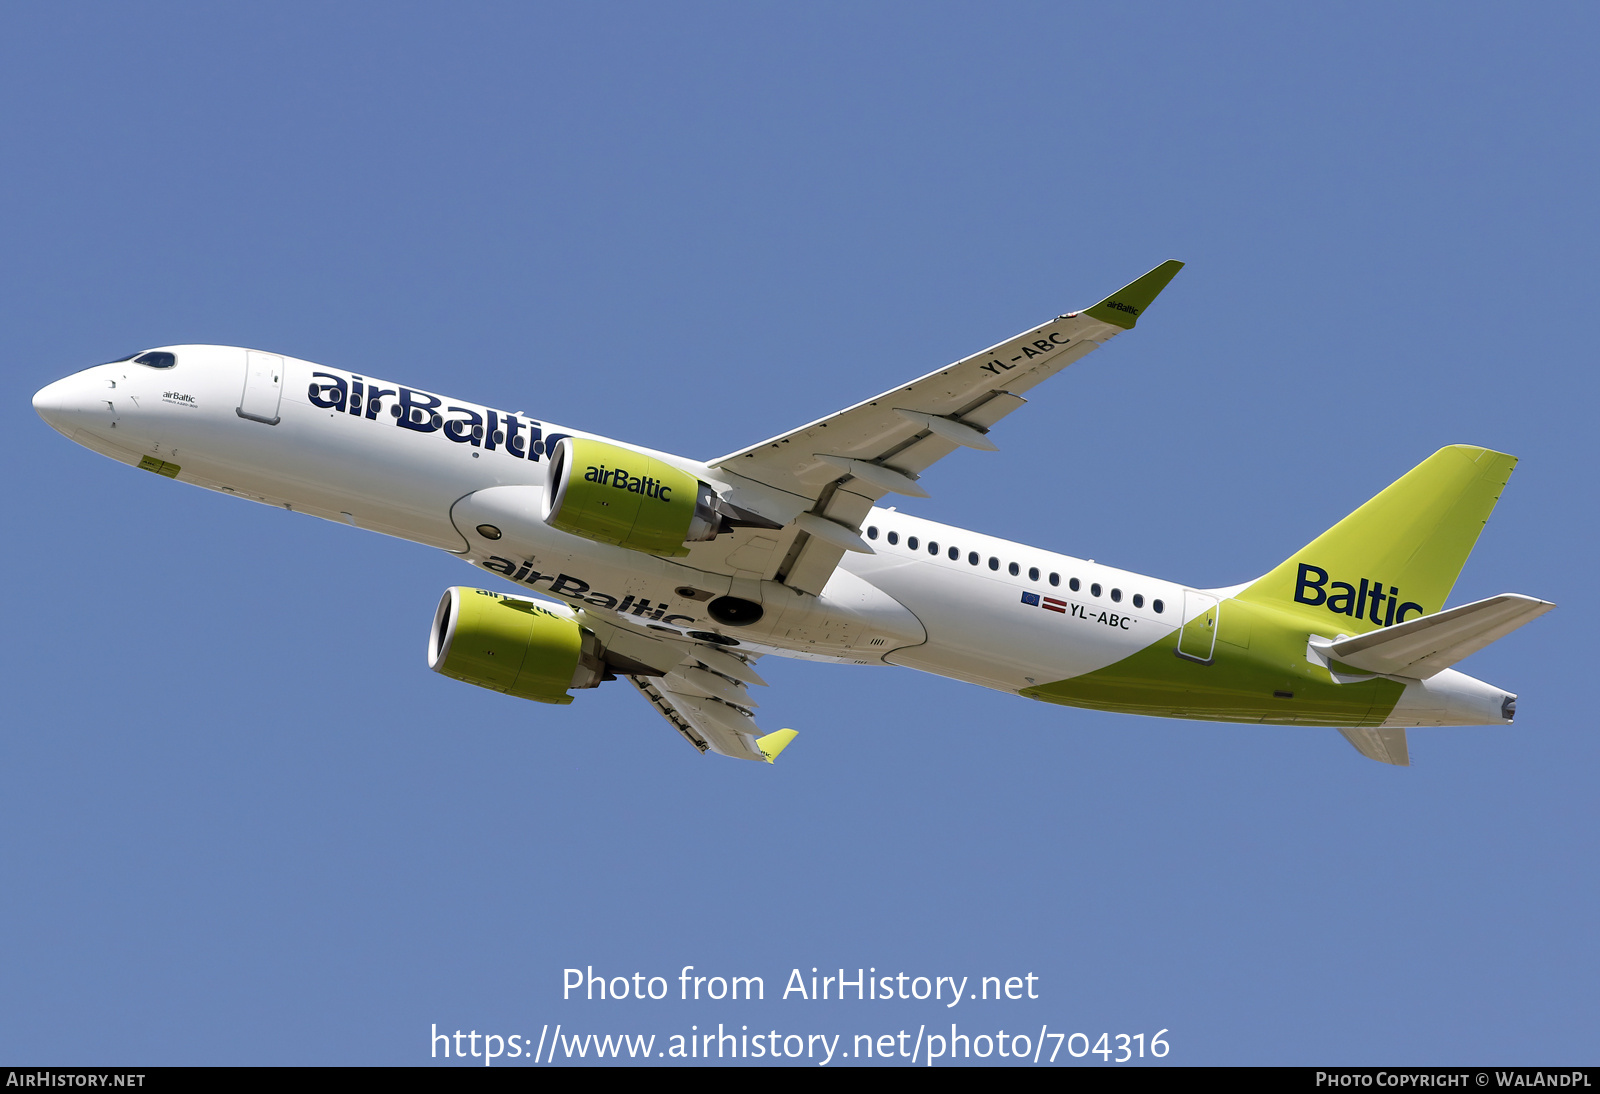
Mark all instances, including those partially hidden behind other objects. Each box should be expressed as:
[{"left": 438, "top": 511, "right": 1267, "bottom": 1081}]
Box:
[
  {"left": 574, "top": 608, "right": 796, "bottom": 762},
  {"left": 629, "top": 674, "right": 794, "bottom": 763},
  {"left": 697, "top": 261, "right": 1183, "bottom": 596}
]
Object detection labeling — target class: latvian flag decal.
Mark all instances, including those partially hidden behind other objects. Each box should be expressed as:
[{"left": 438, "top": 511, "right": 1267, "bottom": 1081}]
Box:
[{"left": 1021, "top": 591, "right": 1068, "bottom": 613}]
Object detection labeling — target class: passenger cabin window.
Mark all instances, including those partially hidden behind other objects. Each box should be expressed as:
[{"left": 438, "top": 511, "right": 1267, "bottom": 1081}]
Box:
[
  {"left": 1090, "top": 583, "right": 1102, "bottom": 597},
  {"left": 948, "top": 546, "right": 959, "bottom": 560},
  {"left": 1111, "top": 588, "right": 1122, "bottom": 602},
  {"left": 134, "top": 351, "right": 176, "bottom": 369},
  {"left": 1153, "top": 599, "right": 1165, "bottom": 613},
  {"left": 1028, "top": 566, "right": 1040, "bottom": 581},
  {"left": 907, "top": 536, "right": 919, "bottom": 551},
  {"left": 928, "top": 541, "right": 939, "bottom": 555},
  {"left": 1008, "top": 562, "right": 1019, "bottom": 576},
  {"left": 969, "top": 552, "right": 980, "bottom": 566},
  {"left": 1133, "top": 594, "right": 1144, "bottom": 608},
  {"left": 1069, "top": 578, "right": 1081, "bottom": 592},
  {"left": 988, "top": 557, "right": 999, "bottom": 571},
  {"left": 867, "top": 526, "right": 878, "bottom": 540},
  {"left": 887, "top": 531, "right": 899, "bottom": 545},
  {"left": 1049, "top": 573, "right": 1060, "bottom": 586}
]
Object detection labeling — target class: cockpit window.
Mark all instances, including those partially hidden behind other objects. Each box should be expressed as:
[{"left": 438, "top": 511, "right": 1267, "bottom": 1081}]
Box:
[{"left": 134, "top": 351, "right": 176, "bottom": 369}]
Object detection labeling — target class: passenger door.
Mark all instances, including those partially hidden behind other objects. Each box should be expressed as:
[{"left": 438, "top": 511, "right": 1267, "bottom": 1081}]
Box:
[{"left": 237, "top": 350, "right": 283, "bottom": 425}]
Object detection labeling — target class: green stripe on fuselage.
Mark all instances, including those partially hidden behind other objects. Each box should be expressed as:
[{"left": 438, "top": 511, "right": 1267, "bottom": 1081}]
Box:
[{"left": 1020, "top": 596, "right": 1404, "bottom": 727}]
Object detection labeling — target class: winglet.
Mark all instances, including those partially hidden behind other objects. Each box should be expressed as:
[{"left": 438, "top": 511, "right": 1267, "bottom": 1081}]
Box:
[
  {"left": 1082, "top": 260, "right": 1185, "bottom": 329},
  {"left": 757, "top": 728, "right": 798, "bottom": 763}
]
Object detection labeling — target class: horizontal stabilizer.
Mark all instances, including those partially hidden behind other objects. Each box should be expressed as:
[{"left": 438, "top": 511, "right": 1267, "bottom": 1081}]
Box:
[
  {"left": 1312, "top": 594, "right": 1554, "bottom": 679},
  {"left": 1338, "top": 727, "right": 1410, "bottom": 766}
]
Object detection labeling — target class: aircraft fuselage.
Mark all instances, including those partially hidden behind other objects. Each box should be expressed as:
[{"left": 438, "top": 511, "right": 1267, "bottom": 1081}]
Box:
[{"left": 32, "top": 344, "right": 1522, "bottom": 750}]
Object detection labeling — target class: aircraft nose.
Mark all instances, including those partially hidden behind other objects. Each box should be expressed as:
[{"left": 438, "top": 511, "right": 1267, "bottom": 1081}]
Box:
[
  {"left": 33, "top": 376, "right": 75, "bottom": 431},
  {"left": 33, "top": 370, "right": 102, "bottom": 437}
]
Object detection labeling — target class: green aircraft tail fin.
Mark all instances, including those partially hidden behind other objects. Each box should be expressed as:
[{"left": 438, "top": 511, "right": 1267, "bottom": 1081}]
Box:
[{"left": 1237, "top": 445, "right": 1518, "bottom": 633}]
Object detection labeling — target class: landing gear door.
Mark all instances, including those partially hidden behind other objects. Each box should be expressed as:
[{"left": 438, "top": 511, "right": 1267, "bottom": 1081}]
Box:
[
  {"left": 238, "top": 351, "right": 283, "bottom": 425},
  {"left": 1176, "top": 591, "right": 1219, "bottom": 664}
]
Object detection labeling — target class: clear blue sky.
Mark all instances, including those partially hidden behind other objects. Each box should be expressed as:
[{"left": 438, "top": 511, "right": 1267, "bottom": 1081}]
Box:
[{"left": 2, "top": 1, "right": 1594, "bottom": 1066}]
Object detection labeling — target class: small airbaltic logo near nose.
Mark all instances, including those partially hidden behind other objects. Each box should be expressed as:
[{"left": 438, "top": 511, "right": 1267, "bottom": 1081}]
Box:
[
  {"left": 162, "top": 391, "right": 198, "bottom": 408},
  {"left": 1294, "top": 563, "right": 1424, "bottom": 626}
]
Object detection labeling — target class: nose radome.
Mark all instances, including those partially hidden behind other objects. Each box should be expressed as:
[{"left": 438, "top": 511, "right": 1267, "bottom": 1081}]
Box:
[
  {"left": 33, "top": 376, "right": 75, "bottom": 432},
  {"left": 33, "top": 370, "right": 106, "bottom": 438}
]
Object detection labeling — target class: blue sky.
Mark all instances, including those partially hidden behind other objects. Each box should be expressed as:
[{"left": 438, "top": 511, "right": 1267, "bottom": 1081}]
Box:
[{"left": 2, "top": 2, "right": 1594, "bottom": 1065}]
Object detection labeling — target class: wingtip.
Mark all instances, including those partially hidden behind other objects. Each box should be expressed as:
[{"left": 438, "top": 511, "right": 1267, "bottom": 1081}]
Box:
[
  {"left": 1082, "top": 259, "right": 1185, "bottom": 329},
  {"left": 758, "top": 728, "right": 798, "bottom": 763}
]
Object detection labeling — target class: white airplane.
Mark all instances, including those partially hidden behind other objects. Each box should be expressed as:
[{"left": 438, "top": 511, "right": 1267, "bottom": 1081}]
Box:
[{"left": 32, "top": 262, "right": 1553, "bottom": 766}]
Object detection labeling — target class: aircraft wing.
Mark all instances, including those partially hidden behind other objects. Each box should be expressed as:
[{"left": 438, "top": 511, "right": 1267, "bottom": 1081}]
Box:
[
  {"left": 700, "top": 261, "right": 1184, "bottom": 596},
  {"left": 576, "top": 608, "right": 797, "bottom": 762},
  {"left": 629, "top": 675, "right": 795, "bottom": 763}
]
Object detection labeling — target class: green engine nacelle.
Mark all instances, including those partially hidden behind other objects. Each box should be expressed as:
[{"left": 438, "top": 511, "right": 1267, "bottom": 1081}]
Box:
[
  {"left": 428, "top": 587, "right": 605, "bottom": 705},
  {"left": 541, "top": 437, "right": 718, "bottom": 557}
]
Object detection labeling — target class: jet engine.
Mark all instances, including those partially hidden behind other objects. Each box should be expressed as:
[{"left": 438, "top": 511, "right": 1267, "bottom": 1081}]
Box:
[
  {"left": 541, "top": 437, "right": 776, "bottom": 557},
  {"left": 428, "top": 586, "right": 614, "bottom": 705}
]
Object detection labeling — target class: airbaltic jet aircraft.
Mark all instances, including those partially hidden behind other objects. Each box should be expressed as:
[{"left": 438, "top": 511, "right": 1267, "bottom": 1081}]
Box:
[{"left": 32, "top": 262, "right": 1552, "bottom": 766}]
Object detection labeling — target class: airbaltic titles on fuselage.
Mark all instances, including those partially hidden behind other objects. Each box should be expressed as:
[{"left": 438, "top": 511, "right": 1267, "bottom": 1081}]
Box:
[
  {"left": 477, "top": 555, "right": 697, "bottom": 628},
  {"left": 307, "top": 370, "right": 567, "bottom": 461},
  {"left": 306, "top": 370, "right": 695, "bottom": 626}
]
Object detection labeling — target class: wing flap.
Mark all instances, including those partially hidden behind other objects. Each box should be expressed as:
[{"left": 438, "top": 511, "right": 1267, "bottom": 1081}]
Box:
[
  {"left": 1315, "top": 594, "right": 1554, "bottom": 679},
  {"left": 780, "top": 488, "right": 878, "bottom": 596},
  {"left": 594, "top": 624, "right": 793, "bottom": 762},
  {"left": 630, "top": 674, "right": 773, "bottom": 761}
]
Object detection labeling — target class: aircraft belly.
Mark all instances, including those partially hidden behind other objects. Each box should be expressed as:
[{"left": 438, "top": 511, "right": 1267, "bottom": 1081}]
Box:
[
  {"left": 455, "top": 489, "right": 925, "bottom": 660},
  {"left": 768, "top": 567, "right": 926, "bottom": 657}
]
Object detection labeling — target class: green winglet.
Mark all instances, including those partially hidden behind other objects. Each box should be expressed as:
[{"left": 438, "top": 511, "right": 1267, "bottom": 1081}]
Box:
[
  {"left": 757, "top": 729, "right": 798, "bottom": 763},
  {"left": 1082, "top": 259, "right": 1185, "bottom": 329}
]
